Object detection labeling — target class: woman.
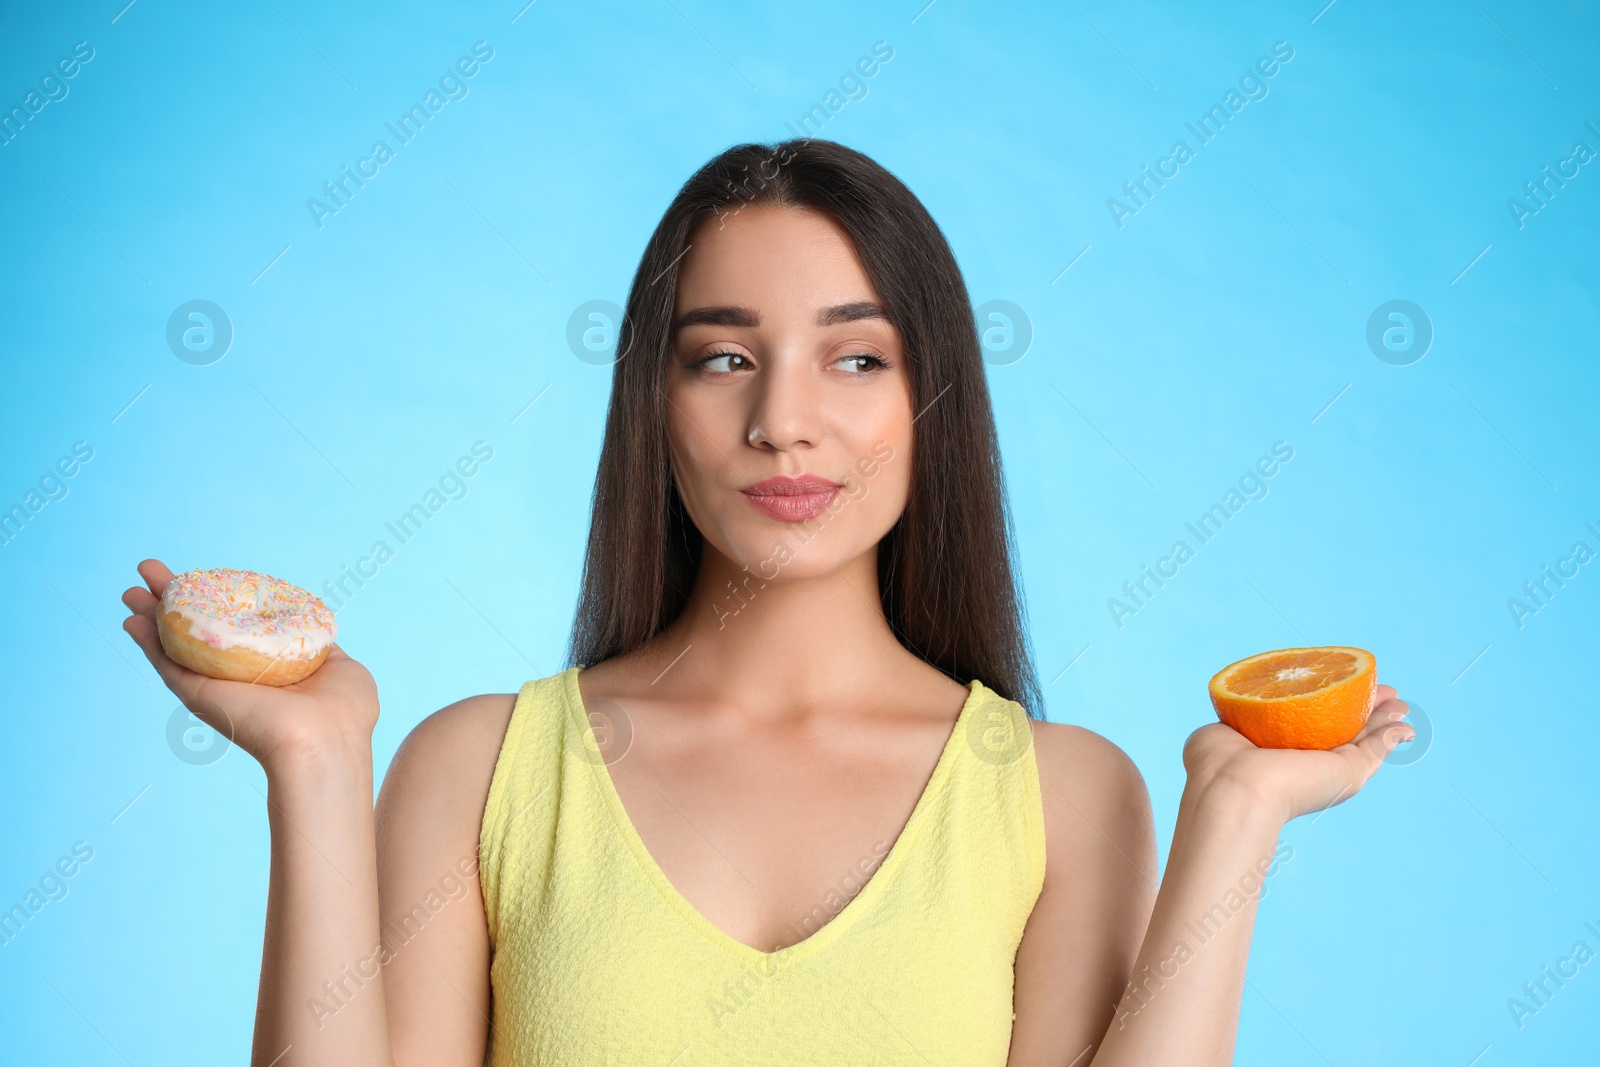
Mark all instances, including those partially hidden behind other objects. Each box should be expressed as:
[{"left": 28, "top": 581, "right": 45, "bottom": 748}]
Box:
[{"left": 121, "top": 138, "right": 1413, "bottom": 1066}]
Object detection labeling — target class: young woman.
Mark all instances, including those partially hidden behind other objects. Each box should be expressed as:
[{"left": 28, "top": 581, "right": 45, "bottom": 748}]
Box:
[{"left": 121, "top": 138, "right": 1413, "bottom": 1066}]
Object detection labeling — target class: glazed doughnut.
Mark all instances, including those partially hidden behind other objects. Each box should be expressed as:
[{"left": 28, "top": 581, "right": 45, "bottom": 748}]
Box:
[{"left": 156, "top": 567, "right": 337, "bottom": 686}]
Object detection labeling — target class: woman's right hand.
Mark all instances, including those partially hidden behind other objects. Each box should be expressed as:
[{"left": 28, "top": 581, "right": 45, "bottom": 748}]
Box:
[{"left": 121, "top": 558, "right": 379, "bottom": 774}]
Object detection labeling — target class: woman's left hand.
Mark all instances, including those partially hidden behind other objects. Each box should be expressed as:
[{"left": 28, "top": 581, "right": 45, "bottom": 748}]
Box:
[{"left": 1181, "top": 682, "right": 1415, "bottom": 826}]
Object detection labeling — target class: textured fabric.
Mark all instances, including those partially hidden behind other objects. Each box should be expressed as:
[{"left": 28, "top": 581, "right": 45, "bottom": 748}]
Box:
[{"left": 478, "top": 665, "right": 1048, "bottom": 1066}]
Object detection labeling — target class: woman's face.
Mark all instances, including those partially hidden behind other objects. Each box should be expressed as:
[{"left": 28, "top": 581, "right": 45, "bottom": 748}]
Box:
[{"left": 666, "top": 204, "right": 914, "bottom": 582}]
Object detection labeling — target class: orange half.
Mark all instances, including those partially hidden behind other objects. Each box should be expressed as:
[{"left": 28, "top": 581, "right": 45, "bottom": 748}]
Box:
[{"left": 1208, "top": 646, "right": 1376, "bottom": 750}]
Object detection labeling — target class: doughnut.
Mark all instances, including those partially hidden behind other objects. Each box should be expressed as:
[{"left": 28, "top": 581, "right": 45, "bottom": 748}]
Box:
[{"left": 156, "top": 567, "right": 337, "bottom": 686}]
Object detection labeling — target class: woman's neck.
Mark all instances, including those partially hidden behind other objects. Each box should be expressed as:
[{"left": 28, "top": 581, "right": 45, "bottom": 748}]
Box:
[{"left": 633, "top": 542, "right": 928, "bottom": 717}]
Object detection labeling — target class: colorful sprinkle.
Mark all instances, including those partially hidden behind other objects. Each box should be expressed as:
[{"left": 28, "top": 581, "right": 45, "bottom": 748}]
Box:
[{"left": 161, "top": 567, "right": 336, "bottom": 659}]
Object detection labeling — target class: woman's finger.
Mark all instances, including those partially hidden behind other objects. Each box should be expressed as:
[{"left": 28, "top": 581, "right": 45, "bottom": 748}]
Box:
[
  {"left": 1374, "top": 683, "right": 1397, "bottom": 704},
  {"left": 1354, "top": 693, "right": 1408, "bottom": 733},
  {"left": 122, "top": 611, "right": 201, "bottom": 700},
  {"left": 1354, "top": 697, "right": 1410, "bottom": 744},
  {"left": 122, "top": 584, "right": 159, "bottom": 619},
  {"left": 121, "top": 612, "right": 176, "bottom": 680},
  {"left": 121, "top": 615, "right": 244, "bottom": 739},
  {"left": 137, "top": 559, "right": 176, "bottom": 598},
  {"left": 1339, "top": 713, "right": 1415, "bottom": 788}
]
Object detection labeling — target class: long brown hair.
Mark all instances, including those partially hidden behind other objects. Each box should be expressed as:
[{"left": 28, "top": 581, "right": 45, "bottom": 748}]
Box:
[{"left": 567, "top": 138, "right": 1043, "bottom": 718}]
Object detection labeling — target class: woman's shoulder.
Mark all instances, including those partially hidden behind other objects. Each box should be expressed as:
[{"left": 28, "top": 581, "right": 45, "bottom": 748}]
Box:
[
  {"left": 390, "top": 668, "right": 574, "bottom": 764},
  {"left": 1028, "top": 717, "right": 1147, "bottom": 799},
  {"left": 397, "top": 691, "right": 518, "bottom": 756},
  {"left": 380, "top": 693, "right": 520, "bottom": 817},
  {"left": 1026, "top": 717, "right": 1156, "bottom": 889},
  {"left": 380, "top": 669, "right": 574, "bottom": 812}
]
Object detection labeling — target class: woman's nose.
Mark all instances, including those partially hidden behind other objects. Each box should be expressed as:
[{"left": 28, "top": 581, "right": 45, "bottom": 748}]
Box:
[{"left": 745, "top": 356, "right": 820, "bottom": 451}]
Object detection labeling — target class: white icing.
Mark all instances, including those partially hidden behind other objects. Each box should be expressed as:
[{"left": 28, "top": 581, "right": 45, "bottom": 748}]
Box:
[{"left": 161, "top": 570, "right": 336, "bottom": 661}]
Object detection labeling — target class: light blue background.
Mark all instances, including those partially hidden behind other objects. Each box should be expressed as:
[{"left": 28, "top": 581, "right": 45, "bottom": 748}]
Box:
[{"left": 2, "top": 1, "right": 1596, "bottom": 1063}]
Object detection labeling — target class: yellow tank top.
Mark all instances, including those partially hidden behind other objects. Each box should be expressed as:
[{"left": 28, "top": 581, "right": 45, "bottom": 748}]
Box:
[{"left": 478, "top": 665, "right": 1047, "bottom": 1065}]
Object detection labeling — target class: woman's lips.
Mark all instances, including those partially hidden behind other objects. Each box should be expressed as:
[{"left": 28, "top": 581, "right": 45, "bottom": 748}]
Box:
[
  {"left": 742, "top": 488, "right": 840, "bottom": 522},
  {"left": 741, "top": 475, "right": 843, "bottom": 522}
]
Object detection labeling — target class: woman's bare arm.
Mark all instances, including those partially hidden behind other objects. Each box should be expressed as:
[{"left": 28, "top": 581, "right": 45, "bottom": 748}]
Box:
[
  {"left": 1008, "top": 684, "right": 1412, "bottom": 1066},
  {"left": 255, "top": 699, "right": 514, "bottom": 1067},
  {"left": 122, "top": 560, "right": 509, "bottom": 1066},
  {"left": 122, "top": 559, "right": 396, "bottom": 1065},
  {"left": 1084, "top": 773, "right": 1284, "bottom": 1064},
  {"left": 1009, "top": 723, "right": 1159, "bottom": 1065},
  {"left": 252, "top": 736, "right": 394, "bottom": 1065},
  {"left": 374, "top": 694, "right": 515, "bottom": 1065}
]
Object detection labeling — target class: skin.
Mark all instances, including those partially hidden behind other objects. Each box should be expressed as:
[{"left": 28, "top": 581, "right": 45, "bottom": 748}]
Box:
[{"left": 120, "top": 204, "right": 1415, "bottom": 1066}]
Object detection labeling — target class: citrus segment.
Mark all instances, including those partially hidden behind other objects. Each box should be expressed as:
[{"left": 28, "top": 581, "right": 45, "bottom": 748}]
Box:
[{"left": 1208, "top": 646, "right": 1376, "bottom": 750}]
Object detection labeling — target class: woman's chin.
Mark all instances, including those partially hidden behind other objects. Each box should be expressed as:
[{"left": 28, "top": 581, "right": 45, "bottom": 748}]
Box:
[{"left": 719, "top": 535, "right": 868, "bottom": 582}]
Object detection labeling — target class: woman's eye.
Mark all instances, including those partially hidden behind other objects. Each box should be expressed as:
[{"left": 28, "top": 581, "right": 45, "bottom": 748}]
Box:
[
  {"left": 836, "top": 353, "right": 890, "bottom": 374},
  {"left": 695, "top": 350, "right": 750, "bottom": 373}
]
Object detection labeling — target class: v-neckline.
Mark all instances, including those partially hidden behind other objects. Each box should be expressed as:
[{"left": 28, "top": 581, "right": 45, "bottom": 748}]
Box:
[{"left": 563, "top": 665, "right": 982, "bottom": 969}]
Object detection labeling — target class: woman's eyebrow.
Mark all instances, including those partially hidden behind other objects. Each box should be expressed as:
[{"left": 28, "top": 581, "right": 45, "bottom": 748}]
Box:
[
  {"left": 672, "top": 302, "right": 888, "bottom": 335},
  {"left": 673, "top": 305, "right": 760, "bottom": 334},
  {"left": 817, "top": 301, "right": 888, "bottom": 326}
]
